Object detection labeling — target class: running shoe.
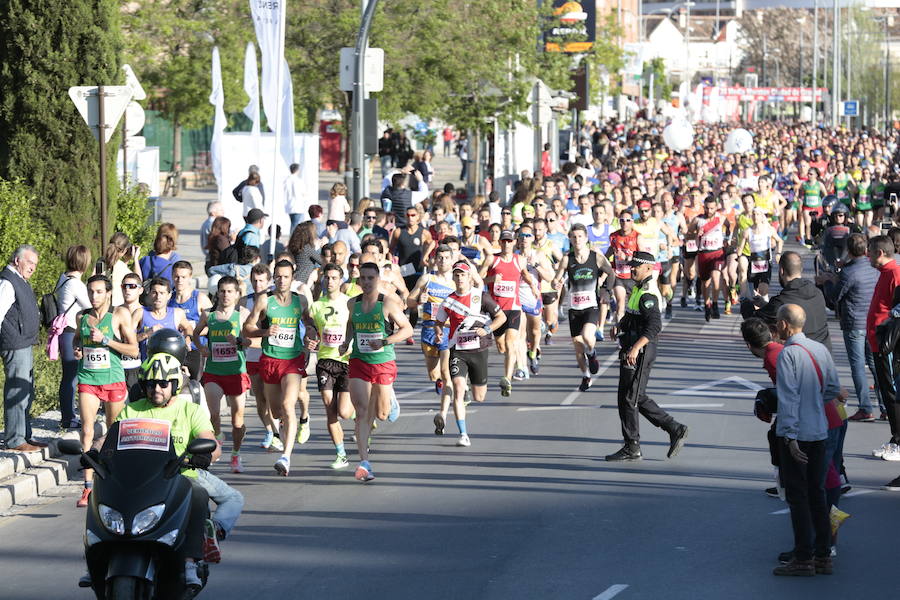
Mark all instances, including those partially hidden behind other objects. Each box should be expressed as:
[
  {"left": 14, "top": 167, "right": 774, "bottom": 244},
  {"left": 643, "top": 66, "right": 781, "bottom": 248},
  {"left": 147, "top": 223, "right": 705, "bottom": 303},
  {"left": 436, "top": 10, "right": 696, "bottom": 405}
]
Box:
[
  {"left": 331, "top": 453, "right": 349, "bottom": 469},
  {"left": 76, "top": 487, "right": 92, "bottom": 508},
  {"left": 499, "top": 376, "right": 512, "bottom": 397},
  {"left": 848, "top": 410, "right": 875, "bottom": 422},
  {"left": 579, "top": 376, "right": 592, "bottom": 392},
  {"left": 405, "top": 337, "right": 414, "bottom": 345},
  {"left": 274, "top": 456, "right": 290, "bottom": 476},
  {"left": 680, "top": 296, "right": 687, "bottom": 308},
  {"left": 270, "top": 435, "right": 284, "bottom": 452},
  {"left": 704, "top": 303, "right": 712, "bottom": 322},
  {"left": 694, "top": 302, "right": 703, "bottom": 312},
  {"left": 765, "top": 487, "right": 780, "bottom": 498},
  {"left": 544, "top": 333, "right": 553, "bottom": 346},
  {"left": 297, "top": 421, "right": 311, "bottom": 444},
  {"left": 667, "top": 424, "right": 688, "bottom": 458},
  {"left": 513, "top": 369, "right": 527, "bottom": 381},
  {"left": 216, "top": 431, "right": 225, "bottom": 444},
  {"left": 463, "top": 388, "right": 472, "bottom": 405},
  {"left": 880, "top": 411, "right": 889, "bottom": 421},
  {"left": 355, "top": 461, "right": 375, "bottom": 482},
  {"left": 595, "top": 329, "right": 605, "bottom": 342},
  {"left": 433, "top": 413, "right": 445, "bottom": 435},
  {"left": 230, "top": 454, "right": 244, "bottom": 474},
  {"left": 723, "top": 300, "right": 732, "bottom": 315},
  {"left": 711, "top": 303, "right": 720, "bottom": 319},
  {"left": 882, "top": 443, "right": 900, "bottom": 461},
  {"left": 204, "top": 519, "right": 222, "bottom": 563},
  {"left": 664, "top": 303, "right": 673, "bottom": 319},
  {"left": 435, "top": 378, "right": 444, "bottom": 395},
  {"left": 456, "top": 433, "right": 471, "bottom": 447},
  {"left": 587, "top": 352, "right": 600, "bottom": 375},
  {"left": 388, "top": 393, "right": 400, "bottom": 422},
  {"left": 873, "top": 442, "right": 892, "bottom": 458},
  {"left": 884, "top": 475, "right": 900, "bottom": 491},
  {"left": 260, "top": 431, "right": 274, "bottom": 449},
  {"left": 528, "top": 353, "right": 540, "bottom": 375}
]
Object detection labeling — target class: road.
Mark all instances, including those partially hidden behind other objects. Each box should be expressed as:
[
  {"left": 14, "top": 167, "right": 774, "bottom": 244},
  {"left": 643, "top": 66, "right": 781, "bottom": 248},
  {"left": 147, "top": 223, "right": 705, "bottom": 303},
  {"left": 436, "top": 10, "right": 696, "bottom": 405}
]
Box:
[{"left": 1, "top": 305, "right": 898, "bottom": 599}]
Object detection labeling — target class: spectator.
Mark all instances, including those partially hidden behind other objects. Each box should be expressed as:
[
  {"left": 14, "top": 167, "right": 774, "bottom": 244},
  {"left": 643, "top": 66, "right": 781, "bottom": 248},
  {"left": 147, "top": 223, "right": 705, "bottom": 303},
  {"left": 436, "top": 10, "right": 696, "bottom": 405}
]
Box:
[
  {"left": 323, "top": 219, "right": 361, "bottom": 254},
  {"left": 395, "top": 131, "right": 413, "bottom": 167},
  {"left": 327, "top": 183, "right": 351, "bottom": 222},
  {"left": 55, "top": 245, "right": 92, "bottom": 430},
  {"left": 139, "top": 223, "right": 181, "bottom": 286},
  {"left": 0, "top": 245, "right": 44, "bottom": 452},
  {"left": 205, "top": 216, "right": 233, "bottom": 274},
  {"left": 772, "top": 304, "right": 840, "bottom": 577},
  {"left": 413, "top": 150, "right": 435, "bottom": 184},
  {"left": 740, "top": 252, "right": 832, "bottom": 353},
  {"left": 241, "top": 171, "right": 264, "bottom": 216},
  {"left": 309, "top": 204, "right": 326, "bottom": 238},
  {"left": 287, "top": 221, "right": 322, "bottom": 287},
  {"left": 284, "top": 163, "right": 308, "bottom": 234},
  {"left": 541, "top": 142, "right": 553, "bottom": 177},
  {"left": 821, "top": 233, "right": 881, "bottom": 421},
  {"left": 409, "top": 169, "right": 429, "bottom": 206},
  {"left": 386, "top": 172, "right": 413, "bottom": 229},
  {"left": 236, "top": 208, "right": 267, "bottom": 250},
  {"left": 442, "top": 127, "right": 453, "bottom": 157},
  {"left": 232, "top": 164, "right": 265, "bottom": 205},
  {"left": 378, "top": 129, "right": 394, "bottom": 178},
  {"left": 101, "top": 232, "right": 142, "bottom": 306},
  {"left": 209, "top": 246, "right": 261, "bottom": 295},
  {"left": 867, "top": 235, "right": 900, "bottom": 460},
  {"left": 200, "top": 201, "right": 223, "bottom": 256},
  {"left": 359, "top": 207, "right": 390, "bottom": 241},
  {"left": 457, "top": 133, "right": 468, "bottom": 181},
  {"left": 263, "top": 225, "right": 287, "bottom": 264}
]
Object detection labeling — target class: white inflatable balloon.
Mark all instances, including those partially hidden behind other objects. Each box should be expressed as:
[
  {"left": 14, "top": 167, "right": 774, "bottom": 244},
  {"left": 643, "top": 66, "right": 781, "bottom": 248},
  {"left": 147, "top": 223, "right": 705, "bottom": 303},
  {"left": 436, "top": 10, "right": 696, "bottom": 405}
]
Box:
[
  {"left": 663, "top": 119, "right": 694, "bottom": 152},
  {"left": 724, "top": 128, "right": 753, "bottom": 154}
]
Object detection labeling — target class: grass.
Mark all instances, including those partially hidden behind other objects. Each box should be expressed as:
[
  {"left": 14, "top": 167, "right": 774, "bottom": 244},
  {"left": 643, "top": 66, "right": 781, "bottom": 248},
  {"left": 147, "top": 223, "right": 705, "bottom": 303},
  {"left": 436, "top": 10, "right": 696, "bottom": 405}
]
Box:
[{"left": 0, "top": 333, "right": 62, "bottom": 430}]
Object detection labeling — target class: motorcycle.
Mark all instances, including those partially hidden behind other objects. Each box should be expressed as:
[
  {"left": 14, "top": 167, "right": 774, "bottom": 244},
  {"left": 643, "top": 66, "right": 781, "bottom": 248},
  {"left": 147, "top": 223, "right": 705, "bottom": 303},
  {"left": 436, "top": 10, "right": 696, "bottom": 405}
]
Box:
[{"left": 62, "top": 421, "right": 217, "bottom": 600}]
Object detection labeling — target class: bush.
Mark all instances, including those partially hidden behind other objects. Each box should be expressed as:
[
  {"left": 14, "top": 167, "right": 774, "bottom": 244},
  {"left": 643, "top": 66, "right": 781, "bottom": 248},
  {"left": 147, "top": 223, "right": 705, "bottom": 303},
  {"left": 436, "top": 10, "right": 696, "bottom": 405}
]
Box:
[
  {"left": 114, "top": 185, "right": 156, "bottom": 252},
  {"left": 0, "top": 178, "right": 64, "bottom": 295}
]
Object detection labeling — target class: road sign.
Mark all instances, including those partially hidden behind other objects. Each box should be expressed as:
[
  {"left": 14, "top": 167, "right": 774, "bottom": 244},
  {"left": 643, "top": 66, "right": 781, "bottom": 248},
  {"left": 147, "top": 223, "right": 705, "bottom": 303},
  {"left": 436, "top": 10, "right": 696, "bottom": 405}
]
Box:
[
  {"left": 121, "top": 64, "right": 146, "bottom": 101},
  {"left": 124, "top": 101, "right": 145, "bottom": 137},
  {"left": 68, "top": 86, "right": 132, "bottom": 143},
  {"left": 339, "top": 47, "right": 384, "bottom": 92},
  {"left": 841, "top": 100, "right": 859, "bottom": 117}
]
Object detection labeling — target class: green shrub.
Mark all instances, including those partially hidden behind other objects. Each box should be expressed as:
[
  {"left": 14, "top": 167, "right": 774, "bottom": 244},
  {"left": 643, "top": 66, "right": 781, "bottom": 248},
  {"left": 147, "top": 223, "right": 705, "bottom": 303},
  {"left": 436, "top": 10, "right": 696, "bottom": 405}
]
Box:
[
  {"left": 114, "top": 185, "right": 156, "bottom": 252},
  {"left": 0, "top": 178, "right": 64, "bottom": 295}
]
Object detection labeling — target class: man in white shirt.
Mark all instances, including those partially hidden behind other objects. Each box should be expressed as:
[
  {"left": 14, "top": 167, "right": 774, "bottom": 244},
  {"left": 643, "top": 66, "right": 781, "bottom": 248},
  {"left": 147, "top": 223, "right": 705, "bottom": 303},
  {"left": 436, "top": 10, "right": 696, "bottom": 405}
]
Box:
[
  {"left": 284, "top": 163, "right": 308, "bottom": 234},
  {"left": 0, "top": 245, "right": 45, "bottom": 452},
  {"left": 200, "top": 201, "right": 223, "bottom": 256}
]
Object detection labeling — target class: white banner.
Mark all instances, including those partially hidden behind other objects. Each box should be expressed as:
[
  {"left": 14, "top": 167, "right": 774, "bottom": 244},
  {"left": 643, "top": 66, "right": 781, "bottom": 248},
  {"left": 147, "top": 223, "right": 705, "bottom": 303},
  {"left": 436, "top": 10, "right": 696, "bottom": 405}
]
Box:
[
  {"left": 279, "top": 59, "right": 295, "bottom": 169},
  {"left": 209, "top": 46, "right": 226, "bottom": 190},
  {"left": 249, "top": 0, "right": 286, "bottom": 132},
  {"left": 243, "top": 42, "right": 261, "bottom": 136}
]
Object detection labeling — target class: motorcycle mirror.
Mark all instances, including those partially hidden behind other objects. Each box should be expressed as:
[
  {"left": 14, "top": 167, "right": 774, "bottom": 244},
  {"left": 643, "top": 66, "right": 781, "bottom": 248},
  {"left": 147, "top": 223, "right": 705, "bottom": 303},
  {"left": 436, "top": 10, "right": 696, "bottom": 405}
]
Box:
[
  {"left": 186, "top": 438, "right": 217, "bottom": 455},
  {"left": 57, "top": 439, "right": 84, "bottom": 455}
]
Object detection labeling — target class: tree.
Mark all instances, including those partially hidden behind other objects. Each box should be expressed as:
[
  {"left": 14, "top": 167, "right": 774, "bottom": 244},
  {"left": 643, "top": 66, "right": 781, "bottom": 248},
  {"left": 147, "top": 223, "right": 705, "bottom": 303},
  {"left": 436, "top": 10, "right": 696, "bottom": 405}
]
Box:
[
  {"left": 122, "top": 0, "right": 250, "bottom": 168},
  {"left": 0, "top": 0, "right": 122, "bottom": 254}
]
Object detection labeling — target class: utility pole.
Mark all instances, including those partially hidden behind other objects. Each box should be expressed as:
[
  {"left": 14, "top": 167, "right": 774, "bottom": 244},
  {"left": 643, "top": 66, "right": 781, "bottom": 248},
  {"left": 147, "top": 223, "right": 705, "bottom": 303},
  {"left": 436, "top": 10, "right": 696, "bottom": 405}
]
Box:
[
  {"left": 350, "top": 0, "right": 379, "bottom": 207},
  {"left": 813, "top": 0, "right": 818, "bottom": 122},
  {"left": 832, "top": 0, "right": 840, "bottom": 127}
]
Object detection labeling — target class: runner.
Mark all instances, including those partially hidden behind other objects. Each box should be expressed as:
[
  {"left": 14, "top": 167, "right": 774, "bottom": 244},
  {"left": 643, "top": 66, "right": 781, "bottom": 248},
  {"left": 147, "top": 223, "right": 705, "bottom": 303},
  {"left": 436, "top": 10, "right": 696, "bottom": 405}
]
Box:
[
  {"left": 133, "top": 277, "right": 194, "bottom": 360},
  {"left": 74, "top": 274, "right": 139, "bottom": 507},
  {"left": 661, "top": 194, "right": 686, "bottom": 320},
  {"left": 732, "top": 193, "right": 756, "bottom": 301},
  {"left": 242, "top": 259, "right": 310, "bottom": 476},
  {"left": 304, "top": 263, "right": 355, "bottom": 469},
  {"left": 193, "top": 276, "right": 251, "bottom": 474},
  {"left": 553, "top": 224, "right": 612, "bottom": 391},
  {"left": 479, "top": 230, "right": 539, "bottom": 397},
  {"left": 390, "top": 205, "right": 432, "bottom": 329},
  {"left": 338, "top": 262, "right": 413, "bottom": 482},
  {"left": 170, "top": 260, "right": 213, "bottom": 377},
  {"left": 688, "top": 196, "right": 730, "bottom": 321},
  {"left": 407, "top": 245, "right": 455, "bottom": 434},
  {"left": 607, "top": 209, "right": 640, "bottom": 322},
  {"left": 679, "top": 188, "right": 704, "bottom": 311},
  {"left": 118, "top": 272, "right": 143, "bottom": 389},
  {"left": 533, "top": 217, "right": 564, "bottom": 346},
  {"left": 433, "top": 262, "right": 507, "bottom": 447},
  {"left": 799, "top": 168, "right": 827, "bottom": 247},
  {"left": 854, "top": 168, "right": 875, "bottom": 233},
  {"left": 515, "top": 224, "right": 554, "bottom": 376},
  {"left": 738, "top": 207, "right": 783, "bottom": 301}
]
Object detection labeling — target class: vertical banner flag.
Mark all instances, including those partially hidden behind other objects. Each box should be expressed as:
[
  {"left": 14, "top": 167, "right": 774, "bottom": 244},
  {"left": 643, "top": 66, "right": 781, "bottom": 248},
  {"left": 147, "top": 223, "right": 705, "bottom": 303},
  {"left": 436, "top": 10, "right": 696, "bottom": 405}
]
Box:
[
  {"left": 243, "top": 42, "right": 261, "bottom": 167},
  {"left": 279, "top": 59, "right": 295, "bottom": 167},
  {"left": 249, "top": 0, "right": 286, "bottom": 132},
  {"left": 209, "top": 46, "right": 226, "bottom": 194}
]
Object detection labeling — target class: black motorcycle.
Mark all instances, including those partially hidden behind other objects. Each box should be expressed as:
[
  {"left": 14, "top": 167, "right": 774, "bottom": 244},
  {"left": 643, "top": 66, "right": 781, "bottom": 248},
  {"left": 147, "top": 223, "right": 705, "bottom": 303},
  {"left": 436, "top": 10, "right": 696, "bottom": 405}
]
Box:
[{"left": 63, "top": 422, "right": 217, "bottom": 600}]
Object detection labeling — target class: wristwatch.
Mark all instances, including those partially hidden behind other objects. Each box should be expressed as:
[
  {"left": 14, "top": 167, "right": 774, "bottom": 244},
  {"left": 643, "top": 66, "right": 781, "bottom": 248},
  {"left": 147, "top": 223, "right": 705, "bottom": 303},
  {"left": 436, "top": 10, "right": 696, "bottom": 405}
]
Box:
[{"left": 101, "top": 335, "right": 110, "bottom": 346}]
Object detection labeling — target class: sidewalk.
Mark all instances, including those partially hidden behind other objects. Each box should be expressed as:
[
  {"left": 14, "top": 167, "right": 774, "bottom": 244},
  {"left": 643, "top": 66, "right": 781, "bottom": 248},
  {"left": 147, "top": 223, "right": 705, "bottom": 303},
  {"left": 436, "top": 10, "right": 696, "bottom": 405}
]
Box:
[{"left": 162, "top": 152, "right": 465, "bottom": 287}]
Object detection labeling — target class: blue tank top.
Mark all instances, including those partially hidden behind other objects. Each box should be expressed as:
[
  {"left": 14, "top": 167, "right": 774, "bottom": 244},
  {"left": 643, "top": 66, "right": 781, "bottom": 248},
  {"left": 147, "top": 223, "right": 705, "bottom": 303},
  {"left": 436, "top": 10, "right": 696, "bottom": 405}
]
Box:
[
  {"left": 587, "top": 223, "right": 611, "bottom": 255},
  {"left": 170, "top": 290, "right": 203, "bottom": 349},
  {"left": 663, "top": 214, "right": 680, "bottom": 257},
  {"left": 140, "top": 307, "right": 177, "bottom": 359},
  {"left": 422, "top": 274, "right": 455, "bottom": 322}
]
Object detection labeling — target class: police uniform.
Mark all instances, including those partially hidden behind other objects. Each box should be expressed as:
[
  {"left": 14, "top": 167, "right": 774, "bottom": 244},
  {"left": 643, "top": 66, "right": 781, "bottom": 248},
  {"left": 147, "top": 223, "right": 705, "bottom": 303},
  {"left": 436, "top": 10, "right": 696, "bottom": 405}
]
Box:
[{"left": 608, "top": 251, "right": 688, "bottom": 461}]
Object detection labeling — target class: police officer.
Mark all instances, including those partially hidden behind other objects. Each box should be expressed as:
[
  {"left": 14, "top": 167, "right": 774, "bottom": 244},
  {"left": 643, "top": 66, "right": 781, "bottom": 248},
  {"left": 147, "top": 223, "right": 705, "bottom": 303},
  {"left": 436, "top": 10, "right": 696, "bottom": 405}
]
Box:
[{"left": 607, "top": 251, "right": 689, "bottom": 461}]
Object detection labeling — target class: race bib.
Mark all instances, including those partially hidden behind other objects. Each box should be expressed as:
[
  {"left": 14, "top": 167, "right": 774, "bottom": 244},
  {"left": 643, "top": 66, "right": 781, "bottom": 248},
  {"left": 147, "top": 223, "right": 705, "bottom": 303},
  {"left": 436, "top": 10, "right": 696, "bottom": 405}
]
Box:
[
  {"left": 570, "top": 289, "right": 597, "bottom": 310},
  {"left": 614, "top": 258, "right": 630, "bottom": 278},
  {"left": 684, "top": 239, "right": 699, "bottom": 253},
  {"left": 400, "top": 262, "right": 417, "bottom": 277},
  {"left": 83, "top": 347, "right": 111, "bottom": 370},
  {"left": 117, "top": 418, "right": 171, "bottom": 452},
  {"left": 493, "top": 279, "right": 516, "bottom": 298},
  {"left": 751, "top": 259, "right": 769, "bottom": 274},
  {"left": 356, "top": 332, "right": 383, "bottom": 353},
  {"left": 322, "top": 327, "right": 345, "bottom": 348},
  {"left": 456, "top": 330, "right": 481, "bottom": 351},
  {"left": 211, "top": 341, "right": 238, "bottom": 362},
  {"left": 268, "top": 326, "right": 296, "bottom": 348}
]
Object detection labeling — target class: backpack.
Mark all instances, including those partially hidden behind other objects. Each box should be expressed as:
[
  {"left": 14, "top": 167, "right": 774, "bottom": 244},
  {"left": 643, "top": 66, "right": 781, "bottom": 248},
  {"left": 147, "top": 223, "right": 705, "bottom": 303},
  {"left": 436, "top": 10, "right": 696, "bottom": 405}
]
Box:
[
  {"left": 139, "top": 254, "right": 176, "bottom": 307},
  {"left": 220, "top": 229, "right": 254, "bottom": 266},
  {"left": 40, "top": 275, "right": 74, "bottom": 329}
]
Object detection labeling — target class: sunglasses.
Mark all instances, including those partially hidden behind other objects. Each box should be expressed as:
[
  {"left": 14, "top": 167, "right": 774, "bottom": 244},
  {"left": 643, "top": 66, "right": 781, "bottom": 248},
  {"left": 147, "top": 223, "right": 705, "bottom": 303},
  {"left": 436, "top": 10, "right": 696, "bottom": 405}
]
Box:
[
  {"left": 620, "top": 218, "right": 633, "bottom": 222},
  {"left": 463, "top": 226, "right": 474, "bottom": 230},
  {"left": 143, "top": 379, "right": 173, "bottom": 389},
  {"left": 364, "top": 215, "right": 377, "bottom": 220},
  {"left": 349, "top": 263, "right": 360, "bottom": 267},
  {"left": 502, "top": 211, "right": 511, "bottom": 215},
  {"left": 122, "top": 283, "right": 141, "bottom": 290},
  {"left": 519, "top": 233, "right": 534, "bottom": 238},
  {"left": 501, "top": 238, "right": 514, "bottom": 243},
  {"left": 406, "top": 213, "right": 418, "bottom": 218}
]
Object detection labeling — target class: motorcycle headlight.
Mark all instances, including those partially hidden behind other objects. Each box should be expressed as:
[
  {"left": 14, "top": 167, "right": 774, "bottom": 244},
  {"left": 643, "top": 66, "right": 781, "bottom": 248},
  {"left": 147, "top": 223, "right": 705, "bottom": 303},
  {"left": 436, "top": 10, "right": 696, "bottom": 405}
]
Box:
[
  {"left": 98, "top": 504, "right": 125, "bottom": 536},
  {"left": 131, "top": 503, "right": 166, "bottom": 535},
  {"left": 156, "top": 528, "right": 179, "bottom": 546}
]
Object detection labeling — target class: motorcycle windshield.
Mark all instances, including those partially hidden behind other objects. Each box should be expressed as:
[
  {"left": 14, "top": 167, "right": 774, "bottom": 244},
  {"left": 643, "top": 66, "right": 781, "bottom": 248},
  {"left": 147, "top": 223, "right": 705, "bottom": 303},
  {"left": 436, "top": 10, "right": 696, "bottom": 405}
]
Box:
[{"left": 96, "top": 421, "right": 179, "bottom": 512}]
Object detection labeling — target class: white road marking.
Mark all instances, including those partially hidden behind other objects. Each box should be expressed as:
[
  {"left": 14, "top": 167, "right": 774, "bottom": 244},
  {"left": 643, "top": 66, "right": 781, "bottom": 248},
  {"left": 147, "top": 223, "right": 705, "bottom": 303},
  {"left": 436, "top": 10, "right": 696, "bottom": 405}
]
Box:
[
  {"left": 517, "top": 406, "right": 591, "bottom": 412},
  {"left": 593, "top": 584, "right": 629, "bottom": 600},
  {"left": 658, "top": 403, "right": 725, "bottom": 408},
  {"left": 843, "top": 489, "right": 876, "bottom": 498},
  {"left": 671, "top": 375, "right": 762, "bottom": 396},
  {"left": 770, "top": 508, "right": 790, "bottom": 515}
]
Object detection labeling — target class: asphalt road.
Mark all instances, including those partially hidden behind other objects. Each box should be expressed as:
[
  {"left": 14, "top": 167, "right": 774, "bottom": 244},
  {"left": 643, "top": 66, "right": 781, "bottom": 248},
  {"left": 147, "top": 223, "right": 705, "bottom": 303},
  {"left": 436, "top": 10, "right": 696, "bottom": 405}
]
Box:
[{"left": 2, "top": 302, "right": 899, "bottom": 600}]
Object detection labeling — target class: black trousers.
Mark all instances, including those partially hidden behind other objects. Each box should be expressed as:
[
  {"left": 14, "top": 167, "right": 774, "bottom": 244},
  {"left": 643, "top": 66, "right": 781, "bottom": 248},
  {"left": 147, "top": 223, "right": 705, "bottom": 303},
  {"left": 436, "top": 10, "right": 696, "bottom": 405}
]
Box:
[
  {"left": 777, "top": 439, "right": 830, "bottom": 561},
  {"left": 872, "top": 351, "right": 900, "bottom": 441},
  {"left": 616, "top": 343, "right": 676, "bottom": 444}
]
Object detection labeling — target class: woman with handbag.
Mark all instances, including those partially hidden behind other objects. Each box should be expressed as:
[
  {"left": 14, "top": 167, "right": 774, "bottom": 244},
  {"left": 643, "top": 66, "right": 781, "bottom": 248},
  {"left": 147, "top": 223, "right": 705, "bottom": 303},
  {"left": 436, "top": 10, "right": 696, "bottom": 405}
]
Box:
[{"left": 55, "top": 246, "right": 92, "bottom": 429}]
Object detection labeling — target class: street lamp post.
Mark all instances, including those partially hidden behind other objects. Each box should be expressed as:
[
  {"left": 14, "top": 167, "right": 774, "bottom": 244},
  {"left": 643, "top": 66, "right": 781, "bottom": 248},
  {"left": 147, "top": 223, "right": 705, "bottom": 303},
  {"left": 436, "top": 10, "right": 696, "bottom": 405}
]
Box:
[
  {"left": 684, "top": 2, "right": 695, "bottom": 87},
  {"left": 813, "top": 0, "right": 818, "bottom": 122},
  {"left": 831, "top": 0, "right": 840, "bottom": 127}
]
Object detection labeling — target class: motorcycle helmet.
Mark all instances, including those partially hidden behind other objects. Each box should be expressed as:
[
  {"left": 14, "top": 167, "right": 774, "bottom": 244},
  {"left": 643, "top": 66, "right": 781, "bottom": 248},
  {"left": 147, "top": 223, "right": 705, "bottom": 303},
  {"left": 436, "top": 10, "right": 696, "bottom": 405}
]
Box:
[
  {"left": 822, "top": 195, "right": 839, "bottom": 212},
  {"left": 140, "top": 353, "right": 183, "bottom": 398},
  {"left": 146, "top": 328, "right": 187, "bottom": 364}
]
